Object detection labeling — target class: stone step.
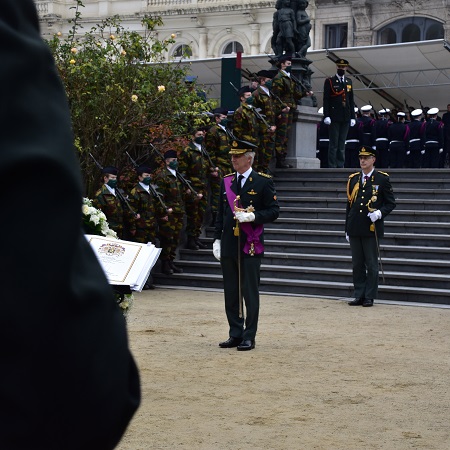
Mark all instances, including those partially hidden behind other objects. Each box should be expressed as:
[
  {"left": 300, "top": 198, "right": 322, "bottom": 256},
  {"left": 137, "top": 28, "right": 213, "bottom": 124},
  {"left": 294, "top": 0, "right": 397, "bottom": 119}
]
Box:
[{"left": 153, "top": 271, "right": 450, "bottom": 304}]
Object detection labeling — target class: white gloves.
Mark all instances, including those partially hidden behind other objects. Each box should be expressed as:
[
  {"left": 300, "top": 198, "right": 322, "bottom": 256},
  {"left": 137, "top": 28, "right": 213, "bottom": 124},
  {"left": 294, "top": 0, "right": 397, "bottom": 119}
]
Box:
[
  {"left": 368, "top": 210, "right": 382, "bottom": 222},
  {"left": 406, "top": 151, "right": 410, "bottom": 155},
  {"left": 350, "top": 119, "right": 356, "bottom": 127},
  {"left": 345, "top": 233, "right": 349, "bottom": 243},
  {"left": 324, "top": 117, "right": 331, "bottom": 125},
  {"left": 213, "top": 239, "right": 221, "bottom": 261},
  {"left": 372, "top": 146, "right": 376, "bottom": 150},
  {"left": 439, "top": 148, "right": 443, "bottom": 154},
  {"left": 421, "top": 150, "right": 425, "bottom": 155},
  {"left": 235, "top": 211, "right": 255, "bottom": 223}
]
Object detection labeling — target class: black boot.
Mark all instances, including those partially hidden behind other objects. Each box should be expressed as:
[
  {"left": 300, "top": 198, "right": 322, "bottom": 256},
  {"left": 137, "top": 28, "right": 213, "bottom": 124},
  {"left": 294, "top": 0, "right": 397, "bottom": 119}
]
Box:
[
  {"left": 169, "top": 260, "right": 183, "bottom": 274},
  {"left": 276, "top": 153, "right": 293, "bottom": 169},
  {"left": 162, "top": 260, "right": 173, "bottom": 275},
  {"left": 195, "top": 238, "right": 207, "bottom": 249},
  {"left": 186, "top": 236, "right": 199, "bottom": 250},
  {"left": 210, "top": 212, "right": 217, "bottom": 227}
]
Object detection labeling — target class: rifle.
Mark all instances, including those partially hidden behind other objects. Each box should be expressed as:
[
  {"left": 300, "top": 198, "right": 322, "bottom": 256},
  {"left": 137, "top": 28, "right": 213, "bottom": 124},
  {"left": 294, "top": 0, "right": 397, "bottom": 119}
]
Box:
[
  {"left": 89, "top": 152, "right": 138, "bottom": 217},
  {"left": 230, "top": 82, "right": 272, "bottom": 130},
  {"left": 201, "top": 146, "right": 219, "bottom": 173},
  {"left": 404, "top": 99, "right": 414, "bottom": 113},
  {"left": 370, "top": 104, "right": 379, "bottom": 121},
  {"left": 148, "top": 143, "right": 199, "bottom": 197},
  {"left": 125, "top": 151, "right": 171, "bottom": 213}
]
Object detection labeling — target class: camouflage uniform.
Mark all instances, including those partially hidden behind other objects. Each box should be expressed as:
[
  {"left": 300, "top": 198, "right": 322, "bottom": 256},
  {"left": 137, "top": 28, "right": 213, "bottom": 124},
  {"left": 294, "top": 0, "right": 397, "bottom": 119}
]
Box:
[
  {"left": 271, "top": 70, "right": 302, "bottom": 159},
  {"left": 252, "top": 86, "right": 278, "bottom": 172},
  {"left": 128, "top": 183, "right": 165, "bottom": 244},
  {"left": 232, "top": 103, "right": 260, "bottom": 167},
  {"left": 204, "top": 124, "right": 232, "bottom": 217},
  {"left": 154, "top": 167, "right": 186, "bottom": 262},
  {"left": 178, "top": 141, "right": 209, "bottom": 240},
  {"left": 93, "top": 185, "right": 129, "bottom": 239}
]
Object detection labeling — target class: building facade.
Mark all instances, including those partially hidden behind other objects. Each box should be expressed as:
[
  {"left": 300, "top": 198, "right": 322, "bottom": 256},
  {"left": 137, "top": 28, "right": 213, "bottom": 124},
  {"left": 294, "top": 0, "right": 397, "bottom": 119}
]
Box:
[{"left": 36, "top": 0, "right": 449, "bottom": 59}]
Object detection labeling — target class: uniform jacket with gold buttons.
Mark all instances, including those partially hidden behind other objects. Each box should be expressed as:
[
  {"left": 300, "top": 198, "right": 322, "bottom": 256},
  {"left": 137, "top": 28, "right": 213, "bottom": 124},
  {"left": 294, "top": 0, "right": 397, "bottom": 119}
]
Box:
[
  {"left": 345, "top": 170, "right": 396, "bottom": 238},
  {"left": 323, "top": 75, "right": 356, "bottom": 123}
]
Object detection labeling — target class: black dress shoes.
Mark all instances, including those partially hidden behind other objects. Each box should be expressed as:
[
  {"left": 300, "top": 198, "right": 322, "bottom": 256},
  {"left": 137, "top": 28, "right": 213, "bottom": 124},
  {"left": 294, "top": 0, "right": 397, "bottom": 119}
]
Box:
[
  {"left": 237, "top": 340, "right": 255, "bottom": 351},
  {"left": 161, "top": 260, "right": 173, "bottom": 275},
  {"left": 169, "top": 261, "right": 183, "bottom": 274},
  {"left": 362, "top": 298, "right": 374, "bottom": 307},
  {"left": 195, "top": 239, "right": 207, "bottom": 249},
  {"left": 219, "top": 337, "right": 241, "bottom": 348},
  {"left": 348, "top": 298, "right": 364, "bottom": 306},
  {"left": 186, "top": 237, "right": 199, "bottom": 250}
]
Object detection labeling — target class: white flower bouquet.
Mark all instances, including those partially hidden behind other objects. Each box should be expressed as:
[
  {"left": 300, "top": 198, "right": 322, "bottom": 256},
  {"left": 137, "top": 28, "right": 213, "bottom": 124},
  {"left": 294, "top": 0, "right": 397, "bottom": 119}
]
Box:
[{"left": 82, "top": 198, "right": 118, "bottom": 238}]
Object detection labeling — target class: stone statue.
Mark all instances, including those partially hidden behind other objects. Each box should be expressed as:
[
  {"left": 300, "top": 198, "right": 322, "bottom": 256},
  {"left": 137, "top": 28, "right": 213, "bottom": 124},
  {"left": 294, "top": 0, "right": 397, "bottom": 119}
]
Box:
[
  {"left": 271, "top": 0, "right": 297, "bottom": 58},
  {"left": 294, "top": 0, "right": 311, "bottom": 58}
]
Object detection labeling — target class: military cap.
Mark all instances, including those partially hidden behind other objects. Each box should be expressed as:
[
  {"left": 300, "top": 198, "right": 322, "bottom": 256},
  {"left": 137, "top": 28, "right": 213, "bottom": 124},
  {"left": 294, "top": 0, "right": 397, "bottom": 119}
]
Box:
[
  {"left": 354, "top": 107, "right": 359, "bottom": 113},
  {"left": 336, "top": 59, "right": 349, "bottom": 67},
  {"left": 411, "top": 108, "right": 423, "bottom": 117},
  {"left": 397, "top": 111, "right": 406, "bottom": 117},
  {"left": 136, "top": 165, "right": 151, "bottom": 175},
  {"left": 184, "top": 75, "right": 197, "bottom": 83},
  {"left": 359, "top": 146, "right": 377, "bottom": 158},
  {"left": 212, "top": 107, "right": 228, "bottom": 116},
  {"left": 428, "top": 107, "right": 439, "bottom": 115},
  {"left": 318, "top": 107, "right": 324, "bottom": 114},
  {"left": 379, "top": 109, "right": 390, "bottom": 114},
  {"left": 238, "top": 86, "right": 252, "bottom": 97},
  {"left": 229, "top": 138, "right": 257, "bottom": 155},
  {"left": 276, "top": 54, "right": 292, "bottom": 66},
  {"left": 256, "top": 70, "right": 273, "bottom": 78},
  {"left": 360, "top": 105, "right": 372, "bottom": 112},
  {"left": 102, "top": 166, "right": 118, "bottom": 175},
  {"left": 164, "top": 149, "right": 177, "bottom": 159}
]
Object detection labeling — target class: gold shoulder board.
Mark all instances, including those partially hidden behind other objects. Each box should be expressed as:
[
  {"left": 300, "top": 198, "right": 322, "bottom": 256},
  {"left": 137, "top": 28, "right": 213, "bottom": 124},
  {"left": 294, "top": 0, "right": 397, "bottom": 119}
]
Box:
[
  {"left": 258, "top": 172, "right": 272, "bottom": 178},
  {"left": 223, "top": 173, "right": 234, "bottom": 178},
  {"left": 348, "top": 172, "right": 359, "bottom": 179},
  {"left": 378, "top": 171, "right": 390, "bottom": 176}
]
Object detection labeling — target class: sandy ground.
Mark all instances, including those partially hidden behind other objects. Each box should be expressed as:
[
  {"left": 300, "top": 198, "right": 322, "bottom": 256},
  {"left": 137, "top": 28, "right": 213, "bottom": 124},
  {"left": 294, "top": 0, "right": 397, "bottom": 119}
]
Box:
[{"left": 117, "top": 288, "right": 450, "bottom": 450}]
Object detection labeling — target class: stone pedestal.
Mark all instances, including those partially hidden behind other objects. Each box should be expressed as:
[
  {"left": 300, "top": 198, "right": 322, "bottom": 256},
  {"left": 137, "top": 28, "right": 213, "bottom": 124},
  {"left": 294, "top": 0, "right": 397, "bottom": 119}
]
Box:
[{"left": 286, "top": 105, "right": 321, "bottom": 168}]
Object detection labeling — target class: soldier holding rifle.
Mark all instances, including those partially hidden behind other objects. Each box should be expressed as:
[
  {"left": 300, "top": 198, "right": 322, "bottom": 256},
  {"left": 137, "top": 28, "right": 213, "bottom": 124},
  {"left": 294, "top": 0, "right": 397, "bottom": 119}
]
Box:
[
  {"left": 213, "top": 139, "right": 279, "bottom": 351},
  {"left": 345, "top": 147, "right": 396, "bottom": 308}
]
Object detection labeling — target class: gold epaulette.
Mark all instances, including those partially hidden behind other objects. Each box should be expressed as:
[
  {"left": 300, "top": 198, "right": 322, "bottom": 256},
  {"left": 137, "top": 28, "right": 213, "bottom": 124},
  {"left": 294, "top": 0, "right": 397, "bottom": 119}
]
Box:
[
  {"left": 258, "top": 172, "right": 272, "bottom": 178},
  {"left": 348, "top": 172, "right": 359, "bottom": 180},
  {"left": 378, "top": 170, "right": 390, "bottom": 176},
  {"left": 223, "top": 173, "right": 234, "bottom": 178}
]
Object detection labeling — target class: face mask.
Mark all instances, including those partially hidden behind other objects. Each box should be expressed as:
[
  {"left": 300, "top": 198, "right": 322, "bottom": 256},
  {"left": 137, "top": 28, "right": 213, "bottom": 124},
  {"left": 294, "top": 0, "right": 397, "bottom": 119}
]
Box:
[
  {"left": 168, "top": 160, "right": 178, "bottom": 170},
  {"left": 107, "top": 179, "right": 117, "bottom": 188},
  {"left": 265, "top": 80, "right": 273, "bottom": 89},
  {"left": 245, "top": 96, "right": 254, "bottom": 105},
  {"left": 194, "top": 136, "right": 204, "bottom": 144},
  {"left": 284, "top": 66, "right": 291, "bottom": 73},
  {"left": 142, "top": 176, "right": 151, "bottom": 185},
  {"left": 337, "top": 69, "right": 345, "bottom": 76},
  {"left": 220, "top": 118, "right": 229, "bottom": 126}
]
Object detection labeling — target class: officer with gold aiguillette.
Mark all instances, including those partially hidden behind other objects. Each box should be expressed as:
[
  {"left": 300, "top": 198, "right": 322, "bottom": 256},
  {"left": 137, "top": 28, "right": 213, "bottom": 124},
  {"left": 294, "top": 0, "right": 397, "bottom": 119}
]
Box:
[{"left": 345, "top": 147, "right": 396, "bottom": 307}]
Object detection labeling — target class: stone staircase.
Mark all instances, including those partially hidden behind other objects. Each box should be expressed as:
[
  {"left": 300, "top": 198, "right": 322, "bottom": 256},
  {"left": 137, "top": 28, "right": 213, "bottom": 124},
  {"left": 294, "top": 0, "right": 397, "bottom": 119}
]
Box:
[{"left": 154, "top": 168, "right": 450, "bottom": 305}]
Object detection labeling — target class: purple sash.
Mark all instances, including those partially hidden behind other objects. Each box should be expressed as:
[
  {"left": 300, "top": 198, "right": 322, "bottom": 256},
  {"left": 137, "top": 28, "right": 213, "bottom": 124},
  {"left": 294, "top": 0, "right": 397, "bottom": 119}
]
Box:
[{"left": 223, "top": 175, "right": 264, "bottom": 256}]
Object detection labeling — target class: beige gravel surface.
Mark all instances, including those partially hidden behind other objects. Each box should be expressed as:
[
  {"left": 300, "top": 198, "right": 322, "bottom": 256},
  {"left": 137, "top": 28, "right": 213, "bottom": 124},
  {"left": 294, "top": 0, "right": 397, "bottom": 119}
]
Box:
[{"left": 117, "top": 288, "right": 450, "bottom": 450}]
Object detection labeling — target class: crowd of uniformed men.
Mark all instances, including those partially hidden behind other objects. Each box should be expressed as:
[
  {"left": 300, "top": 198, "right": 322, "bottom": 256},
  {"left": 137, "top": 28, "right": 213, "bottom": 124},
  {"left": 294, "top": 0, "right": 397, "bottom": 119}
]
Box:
[
  {"left": 317, "top": 103, "right": 450, "bottom": 170},
  {"left": 92, "top": 55, "right": 449, "bottom": 290}
]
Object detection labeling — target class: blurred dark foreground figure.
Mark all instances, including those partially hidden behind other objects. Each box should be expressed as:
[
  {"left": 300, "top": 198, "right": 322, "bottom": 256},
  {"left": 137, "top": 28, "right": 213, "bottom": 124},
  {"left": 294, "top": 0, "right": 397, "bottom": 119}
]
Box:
[{"left": 0, "top": 1, "right": 140, "bottom": 448}]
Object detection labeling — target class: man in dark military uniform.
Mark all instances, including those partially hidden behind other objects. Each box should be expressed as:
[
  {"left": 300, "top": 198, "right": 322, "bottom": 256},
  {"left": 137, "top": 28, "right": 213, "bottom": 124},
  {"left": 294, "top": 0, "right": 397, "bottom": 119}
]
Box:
[
  {"left": 0, "top": 1, "right": 140, "bottom": 446},
  {"left": 346, "top": 147, "right": 396, "bottom": 307},
  {"left": 374, "top": 109, "right": 392, "bottom": 168},
  {"left": 388, "top": 111, "right": 410, "bottom": 168},
  {"left": 154, "top": 150, "right": 194, "bottom": 275},
  {"left": 251, "top": 70, "right": 278, "bottom": 173},
  {"left": 204, "top": 107, "right": 232, "bottom": 225},
  {"left": 423, "top": 107, "right": 444, "bottom": 168},
  {"left": 129, "top": 164, "right": 169, "bottom": 289},
  {"left": 213, "top": 139, "right": 279, "bottom": 351},
  {"left": 408, "top": 109, "right": 425, "bottom": 168},
  {"left": 323, "top": 58, "right": 356, "bottom": 168},
  {"left": 178, "top": 128, "right": 215, "bottom": 250},
  {"left": 93, "top": 166, "right": 132, "bottom": 239}
]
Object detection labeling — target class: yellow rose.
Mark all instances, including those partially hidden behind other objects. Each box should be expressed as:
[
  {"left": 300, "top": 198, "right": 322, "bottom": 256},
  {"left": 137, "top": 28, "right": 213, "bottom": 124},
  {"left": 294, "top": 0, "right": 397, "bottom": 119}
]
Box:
[
  {"left": 69, "top": 59, "right": 76, "bottom": 64},
  {"left": 121, "top": 50, "right": 127, "bottom": 56},
  {"left": 71, "top": 47, "right": 78, "bottom": 54},
  {"left": 110, "top": 34, "right": 115, "bottom": 40},
  {"left": 56, "top": 32, "right": 62, "bottom": 37},
  {"left": 131, "top": 95, "right": 138, "bottom": 102},
  {"left": 158, "top": 85, "right": 166, "bottom": 92},
  {"left": 171, "top": 33, "right": 176, "bottom": 39}
]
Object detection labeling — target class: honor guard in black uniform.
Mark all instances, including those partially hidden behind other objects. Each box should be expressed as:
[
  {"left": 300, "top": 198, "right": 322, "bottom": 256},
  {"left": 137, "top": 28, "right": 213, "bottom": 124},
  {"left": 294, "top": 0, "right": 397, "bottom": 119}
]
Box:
[
  {"left": 316, "top": 107, "right": 330, "bottom": 168},
  {"left": 322, "top": 58, "right": 356, "bottom": 168},
  {"left": 358, "top": 105, "right": 376, "bottom": 149},
  {"left": 346, "top": 147, "right": 396, "bottom": 307},
  {"left": 374, "top": 109, "right": 392, "bottom": 168},
  {"left": 407, "top": 109, "right": 425, "bottom": 168},
  {"left": 423, "top": 107, "right": 444, "bottom": 168},
  {"left": 213, "top": 139, "right": 279, "bottom": 351},
  {"left": 388, "top": 112, "right": 410, "bottom": 168}
]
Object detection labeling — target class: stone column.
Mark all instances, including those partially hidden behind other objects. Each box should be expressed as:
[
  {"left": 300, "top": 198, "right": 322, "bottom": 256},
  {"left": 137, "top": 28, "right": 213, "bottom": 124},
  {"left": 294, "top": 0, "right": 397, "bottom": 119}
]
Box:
[
  {"left": 250, "top": 24, "right": 260, "bottom": 55},
  {"left": 98, "top": 1, "right": 111, "bottom": 17},
  {"left": 198, "top": 28, "right": 208, "bottom": 59},
  {"left": 286, "top": 106, "right": 320, "bottom": 168}
]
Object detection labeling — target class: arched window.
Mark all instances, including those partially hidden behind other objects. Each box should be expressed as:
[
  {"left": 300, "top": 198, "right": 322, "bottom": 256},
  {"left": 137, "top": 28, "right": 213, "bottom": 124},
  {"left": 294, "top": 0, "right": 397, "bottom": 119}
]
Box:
[
  {"left": 222, "top": 41, "right": 243, "bottom": 55},
  {"left": 172, "top": 44, "right": 192, "bottom": 59},
  {"left": 378, "top": 17, "right": 443, "bottom": 45}
]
